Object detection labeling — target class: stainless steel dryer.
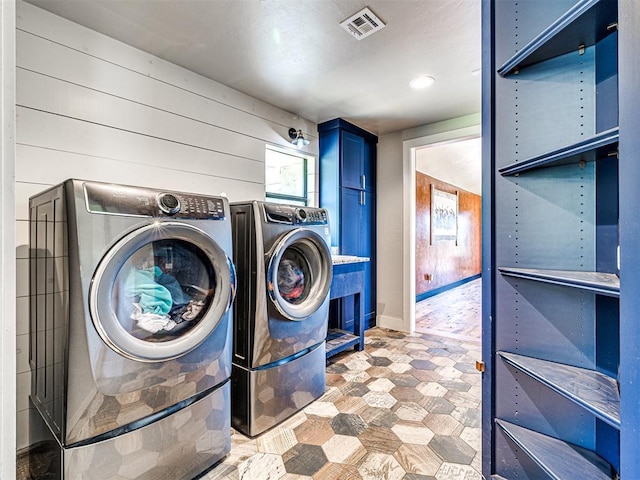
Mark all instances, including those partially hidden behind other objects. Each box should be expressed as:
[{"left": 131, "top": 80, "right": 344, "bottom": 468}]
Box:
[
  {"left": 29, "top": 179, "right": 236, "bottom": 479},
  {"left": 230, "top": 201, "right": 332, "bottom": 437}
]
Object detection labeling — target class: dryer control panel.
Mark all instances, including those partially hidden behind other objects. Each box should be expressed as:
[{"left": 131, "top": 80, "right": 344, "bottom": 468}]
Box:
[
  {"left": 263, "top": 203, "right": 328, "bottom": 225},
  {"left": 84, "top": 182, "right": 226, "bottom": 220}
]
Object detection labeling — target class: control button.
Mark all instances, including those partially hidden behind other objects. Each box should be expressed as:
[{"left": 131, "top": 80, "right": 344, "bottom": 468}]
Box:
[
  {"left": 157, "top": 193, "right": 181, "bottom": 215},
  {"left": 296, "top": 209, "right": 308, "bottom": 222}
]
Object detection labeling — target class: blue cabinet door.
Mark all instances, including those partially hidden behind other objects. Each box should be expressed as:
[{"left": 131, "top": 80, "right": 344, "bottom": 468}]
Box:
[
  {"left": 340, "top": 188, "right": 362, "bottom": 254},
  {"left": 341, "top": 131, "right": 365, "bottom": 190},
  {"left": 338, "top": 187, "right": 362, "bottom": 332},
  {"left": 340, "top": 187, "right": 376, "bottom": 330},
  {"left": 341, "top": 130, "right": 376, "bottom": 192}
]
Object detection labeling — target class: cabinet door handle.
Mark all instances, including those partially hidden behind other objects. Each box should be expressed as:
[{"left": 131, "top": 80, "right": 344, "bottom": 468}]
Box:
[
  {"left": 359, "top": 190, "right": 366, "bottom": 206},
  {"left": 361, "top": 175, "right": 366, "bottom": 190}
]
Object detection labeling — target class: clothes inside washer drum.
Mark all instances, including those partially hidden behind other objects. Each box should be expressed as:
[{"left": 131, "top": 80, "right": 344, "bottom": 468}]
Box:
[
  {"left": 123, "top": 267, "right": 173, "bottom": 315},
  {"left": 156, "top": 270, "right": 192, "bottom": 306},
  {"left": 129, "top": 303, "right": 177, "bottom": 333},
  {"left": 277, "top": 259, "right": 305, "bottom": 301}
]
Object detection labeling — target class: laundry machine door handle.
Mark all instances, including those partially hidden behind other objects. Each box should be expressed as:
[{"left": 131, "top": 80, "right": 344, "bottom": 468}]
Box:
[{"left": 226, "top": 255, "right": 237, "bottom": 312}]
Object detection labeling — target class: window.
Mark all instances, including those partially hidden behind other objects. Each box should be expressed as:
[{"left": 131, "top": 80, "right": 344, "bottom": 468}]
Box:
[{"left": 265, "top": 146, "right": 316, "bottom": 206}]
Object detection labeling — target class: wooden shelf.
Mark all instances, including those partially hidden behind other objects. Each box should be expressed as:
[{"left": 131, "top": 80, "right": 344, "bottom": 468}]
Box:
[
  {"left": 499, "top": 128, "right": 619, "bottom": 176},
  {"left": 496, "top": 419, "right": 615, "bottom": 480},
  {"left": 326, "top": 329, "right": 360, "bottom": 359},
  {"left": 497, "top": 0, "right": 618, "bottom": 76},
  {"left": 499, "top": 351, "right": 620, "bottom": 429},
  {"left": 498, "top": 267, "right": 620, "bottom": 297}
]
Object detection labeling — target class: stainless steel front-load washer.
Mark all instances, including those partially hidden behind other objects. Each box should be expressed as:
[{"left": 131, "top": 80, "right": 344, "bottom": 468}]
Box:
[
  {"left": 29, "top": 179, "right": 236, "bottom": 479},
  {"left": 230, "top": 201, "right": 332, "bottom": 437}
]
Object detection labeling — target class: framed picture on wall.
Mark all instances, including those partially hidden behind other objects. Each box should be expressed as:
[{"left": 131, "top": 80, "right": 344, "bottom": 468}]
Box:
[{"left": 431, "top": 185, "right": 458, "bottom": 244}]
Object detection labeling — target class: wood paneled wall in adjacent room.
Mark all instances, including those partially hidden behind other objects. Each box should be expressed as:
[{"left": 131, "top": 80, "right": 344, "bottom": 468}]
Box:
[{"left": 415, "top": 172, "right": 481, "bottom": 295}]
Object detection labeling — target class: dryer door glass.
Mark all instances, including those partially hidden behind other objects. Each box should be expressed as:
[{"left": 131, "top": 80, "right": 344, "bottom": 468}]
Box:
[
  {"left": 91, "top": 222, "right": 235, "bottom": 362},
  {"left": 268, "top": 228, "right": 332, "bottom": 320}
]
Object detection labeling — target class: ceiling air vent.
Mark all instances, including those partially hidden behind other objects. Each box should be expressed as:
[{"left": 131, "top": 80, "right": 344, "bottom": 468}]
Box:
[{"left": 340, "top": 7, "right": 386, "bottom": 40}]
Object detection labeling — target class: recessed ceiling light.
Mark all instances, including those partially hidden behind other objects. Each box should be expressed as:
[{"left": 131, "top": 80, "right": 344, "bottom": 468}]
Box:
[{"left": 410, "top": 76, "right": 435, "bottom": 89}]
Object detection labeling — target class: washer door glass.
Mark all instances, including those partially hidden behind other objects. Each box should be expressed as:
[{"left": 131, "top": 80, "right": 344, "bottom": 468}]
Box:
[
  {"left": 91, "top": 222, "right": 235, "bottom": 361},
  {"left": 277, "top": 249, "right": 312, "bottom": 304},
  {"left": 268, "top": 228, "right": 332, "bottom": 320}
]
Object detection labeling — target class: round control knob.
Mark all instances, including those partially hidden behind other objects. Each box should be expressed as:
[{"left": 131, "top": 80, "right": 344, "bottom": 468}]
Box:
[
  {"left": 296, "top": 209, "right": 307, "bottom": 222},
  {"left": 157, "top": 193, "right": 181, "bottom": 215}
]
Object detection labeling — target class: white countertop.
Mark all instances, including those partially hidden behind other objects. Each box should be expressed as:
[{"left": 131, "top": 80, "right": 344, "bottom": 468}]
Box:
[{"left": 332, "top": 255, "right": 370, "bottom": 265}]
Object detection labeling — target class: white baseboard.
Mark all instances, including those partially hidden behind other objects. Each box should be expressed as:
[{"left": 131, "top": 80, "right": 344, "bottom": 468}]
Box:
[{"left": 375, "top": 314, "right": 412, "bottom": 334}]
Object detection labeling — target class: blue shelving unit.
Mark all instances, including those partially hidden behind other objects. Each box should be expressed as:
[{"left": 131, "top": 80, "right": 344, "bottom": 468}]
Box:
[{"left": 483, "top": 0, "right": 626, "bottom": 477}]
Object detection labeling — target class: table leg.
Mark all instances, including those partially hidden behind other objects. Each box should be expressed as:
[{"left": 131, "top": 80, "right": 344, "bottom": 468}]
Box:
[{"left": 354, "top": 291, "right": 364, "bottom": 351}]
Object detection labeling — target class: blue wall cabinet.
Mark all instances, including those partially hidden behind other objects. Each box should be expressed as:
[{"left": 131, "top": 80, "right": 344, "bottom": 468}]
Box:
[
  {"left": 482, "top": 0, "right": 635, "bottom": 478},
  {"left": 319, "top": 118, "right": 378, "bottom": 330}
]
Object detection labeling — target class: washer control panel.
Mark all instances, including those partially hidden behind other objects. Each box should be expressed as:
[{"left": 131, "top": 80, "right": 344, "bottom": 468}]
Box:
[
  {"left": 84, "top": 182, "right": 226, "bottom": 220},
  {"left": 263, "top": 203, "right": 328, "bottom": 225},
  {"left": 157, "top": 193, "right": 181, "bottom": 215}
]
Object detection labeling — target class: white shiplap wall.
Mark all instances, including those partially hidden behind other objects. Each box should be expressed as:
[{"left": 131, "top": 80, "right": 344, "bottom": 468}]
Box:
[
  {"left": 2, "top": 1, "right": 17, "bottom": 477},
  {"left": 15, "top": 0, "right": 318, "bottom": 451}
]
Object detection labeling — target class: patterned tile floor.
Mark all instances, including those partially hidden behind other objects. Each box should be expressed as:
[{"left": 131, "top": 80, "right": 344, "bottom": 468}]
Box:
[
  {"left": 17, "top": 280, "right": 482, "bottom": 480},
  {"left": 204, "top": 280, "right": 482, "bottom": 480}
]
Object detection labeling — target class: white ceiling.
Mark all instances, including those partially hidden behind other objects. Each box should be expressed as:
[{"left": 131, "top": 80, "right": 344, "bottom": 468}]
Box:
[
  {"left": 23, "top": 0, "right": 482, "bottom": 137},
  {"left": 415, "top": 136, "right": 482, "bottom": 195}
]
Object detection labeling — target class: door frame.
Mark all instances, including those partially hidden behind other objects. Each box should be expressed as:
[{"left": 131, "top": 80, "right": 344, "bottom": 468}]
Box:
[{"left": 401, "top": 124, "right": 481, "bottom": 333}]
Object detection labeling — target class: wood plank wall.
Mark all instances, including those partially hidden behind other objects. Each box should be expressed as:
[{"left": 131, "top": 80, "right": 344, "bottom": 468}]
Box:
[
  {"left": 415, "top": 172, "right": 481, "bottom": 296},
  {"left": 14, "top": 1, "right": 317, "bottom": 451}
]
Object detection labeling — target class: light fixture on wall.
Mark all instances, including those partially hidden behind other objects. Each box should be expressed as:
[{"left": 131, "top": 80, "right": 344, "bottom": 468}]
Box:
[{"left": 289, "top": 128, "right": 310, "bottom": 149}]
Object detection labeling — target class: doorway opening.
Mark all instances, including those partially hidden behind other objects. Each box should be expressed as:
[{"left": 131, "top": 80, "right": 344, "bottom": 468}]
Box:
[
  {"left": 401, "top": 124, "right": 481, "bottom": 335},
  {"left": 412, "top": 135, "right": 482, "bottom": 343}
]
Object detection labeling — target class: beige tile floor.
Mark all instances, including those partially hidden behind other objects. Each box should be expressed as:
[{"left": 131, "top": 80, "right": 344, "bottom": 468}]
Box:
[{"left": 204, "top": 279, "right": 482, "bottom": 480}]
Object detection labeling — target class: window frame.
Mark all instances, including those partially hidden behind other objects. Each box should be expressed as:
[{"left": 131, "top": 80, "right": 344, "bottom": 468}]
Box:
[{"left": 265, "top": 145, "right": 310, "bottom": 206}]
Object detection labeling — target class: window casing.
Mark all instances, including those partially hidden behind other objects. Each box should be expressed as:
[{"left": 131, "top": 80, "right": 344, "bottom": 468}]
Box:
[{"left": 265, "top": 146, "right": 316, "bottom": 206}]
